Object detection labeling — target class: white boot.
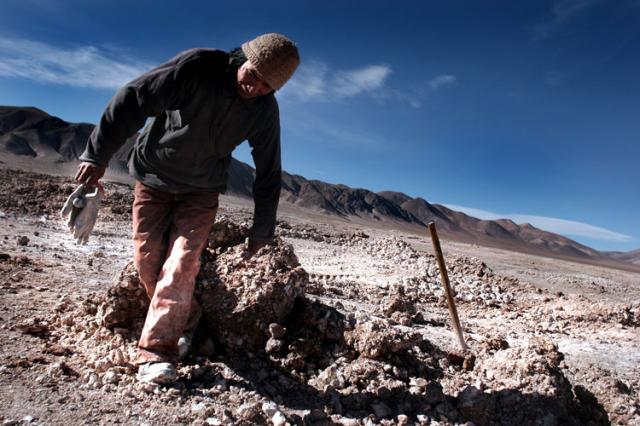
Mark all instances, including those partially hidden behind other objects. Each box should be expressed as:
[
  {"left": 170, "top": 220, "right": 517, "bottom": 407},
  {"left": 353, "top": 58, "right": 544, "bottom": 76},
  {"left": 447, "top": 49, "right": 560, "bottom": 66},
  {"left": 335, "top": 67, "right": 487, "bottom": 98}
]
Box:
[{"left": 137, "top": 362, "right": 176, "bottom": 384}]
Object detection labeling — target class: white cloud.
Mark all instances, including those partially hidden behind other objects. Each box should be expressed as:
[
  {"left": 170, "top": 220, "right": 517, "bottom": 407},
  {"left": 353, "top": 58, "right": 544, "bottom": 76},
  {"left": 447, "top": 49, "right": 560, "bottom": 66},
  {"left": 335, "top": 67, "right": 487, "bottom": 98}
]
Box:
[
  {"left": 0, "top": 37, "right": 151, "bottom": 90},
  {"left": 333, "top": 64, "right": 392, "bottom": 98},
  {"left": 428, "top": 74, "right": 457, "bottom": 90},
  {"left": 279, "top": 60, "right": 433, "bottom": 108},
  {"left": 443, "top": 204, "right": 633, "bottom": 243},
  {"left": 388, "top": 89, "right": 423, "bottom": 108},
  {"left": 278, "top": 60, "right": 328, "bottom": 101},
  {"left": 509, "top": 214, "right": 633, "bottom": 242},
  {"left": 533, "top": 0, "right": 603, "bottom": 40},
  {"left": 279, "top": 60, "right": 420, "bottom": 107}
]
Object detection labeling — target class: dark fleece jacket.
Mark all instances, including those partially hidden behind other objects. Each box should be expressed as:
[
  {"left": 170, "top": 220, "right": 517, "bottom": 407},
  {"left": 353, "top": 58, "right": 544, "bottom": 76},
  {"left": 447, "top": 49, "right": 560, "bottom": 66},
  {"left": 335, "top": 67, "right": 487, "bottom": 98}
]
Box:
[{"left": 80, "top": 48, "right": 282, "bottom": 241}]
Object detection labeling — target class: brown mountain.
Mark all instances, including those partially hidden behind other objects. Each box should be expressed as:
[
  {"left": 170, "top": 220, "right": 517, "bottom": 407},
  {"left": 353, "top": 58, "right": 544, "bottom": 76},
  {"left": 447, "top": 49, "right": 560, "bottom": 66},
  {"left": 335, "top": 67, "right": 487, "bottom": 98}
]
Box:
[
  {"left": 1, "top": 105, "right": 637, "bottom": 267},
  {"left": 378, "top": 191, "right": 459, "bottom": 232},
  {"left": 605, "top": 249, "right": 640, "bottom": 266},
  {"left": 0, "top": 106, "right": 134, "bottom": 170},
  {"left": 0, "top": 106, "right": 92, "bottom": 161},
  {"left": 281, "top": 176, "right": 421, "bottom": 223},
  {"left": 375, "top": 193, "right": 601, "bottom": 259}
]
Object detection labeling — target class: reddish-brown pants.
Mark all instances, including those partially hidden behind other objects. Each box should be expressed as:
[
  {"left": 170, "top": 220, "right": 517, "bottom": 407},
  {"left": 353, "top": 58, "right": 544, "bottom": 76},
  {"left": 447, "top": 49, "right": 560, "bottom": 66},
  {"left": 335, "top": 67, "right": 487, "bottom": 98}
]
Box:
[{"left": 132, "top": 181, "right": 219, "bottom": 364}]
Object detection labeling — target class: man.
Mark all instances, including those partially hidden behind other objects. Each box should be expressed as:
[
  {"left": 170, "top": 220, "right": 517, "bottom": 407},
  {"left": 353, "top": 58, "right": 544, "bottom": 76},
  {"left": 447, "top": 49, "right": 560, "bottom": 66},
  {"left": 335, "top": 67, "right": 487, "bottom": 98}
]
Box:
[{"left": 74, "top": 33, "right": 300, "bottom": 384}]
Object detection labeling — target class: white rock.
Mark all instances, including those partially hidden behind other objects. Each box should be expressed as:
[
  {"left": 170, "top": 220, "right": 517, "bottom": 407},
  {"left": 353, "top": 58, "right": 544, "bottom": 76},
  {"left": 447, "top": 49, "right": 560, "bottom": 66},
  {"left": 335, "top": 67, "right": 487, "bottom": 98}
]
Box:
[
  {"left": 336, "top": 417, "right": 360, "bottom": 426},
  {"left": 87, "top": 372, "right": 101, "bottom": 388},
  {"left": 271, "top": 411, "right": 287, "bottom": 426},
  {"left": 111, "top": 348, "right": 125, "bottom": 365},
  {"left": 94, "top": 359, "right": 112, "bottom": 372},
  {"left": 103, "top": 370, "right": 119, "bottom": 384},
  {"left": 262, "top": 401, "right": 278, "bottom": 417},
  {"left": 191, "top": 402, "right": 207, "bottom": 413},
  {"left": 46, "top": 362, "right": 64, "bottom": 378}
]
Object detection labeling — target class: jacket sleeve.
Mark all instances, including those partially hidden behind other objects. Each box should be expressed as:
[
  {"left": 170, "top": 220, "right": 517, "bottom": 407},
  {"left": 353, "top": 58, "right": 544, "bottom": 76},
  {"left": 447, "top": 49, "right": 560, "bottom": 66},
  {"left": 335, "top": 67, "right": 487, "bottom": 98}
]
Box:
[
  {"left": 79, "top": 49, "right": 204, "bottom": 167},
  {"left": 247, "top": 98, "right": 282, "bottom": 242}
]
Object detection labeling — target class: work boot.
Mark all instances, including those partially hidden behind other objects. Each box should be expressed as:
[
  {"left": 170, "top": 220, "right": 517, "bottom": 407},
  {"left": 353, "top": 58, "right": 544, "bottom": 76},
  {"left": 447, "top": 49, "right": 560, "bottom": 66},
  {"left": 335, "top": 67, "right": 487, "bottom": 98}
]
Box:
[
  {"left": 137, "top": 362, "right": 176, "bottom": 385},
  {"left": 177, "top": 331, "right": 195, "bottom": 361}
]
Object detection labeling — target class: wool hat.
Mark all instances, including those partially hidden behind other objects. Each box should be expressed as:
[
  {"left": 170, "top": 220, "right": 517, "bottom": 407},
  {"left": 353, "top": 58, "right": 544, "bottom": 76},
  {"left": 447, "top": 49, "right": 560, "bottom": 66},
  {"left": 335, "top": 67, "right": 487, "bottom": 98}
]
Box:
[{"left": 241, "top": 33, "right": 300, "bottom": 91}]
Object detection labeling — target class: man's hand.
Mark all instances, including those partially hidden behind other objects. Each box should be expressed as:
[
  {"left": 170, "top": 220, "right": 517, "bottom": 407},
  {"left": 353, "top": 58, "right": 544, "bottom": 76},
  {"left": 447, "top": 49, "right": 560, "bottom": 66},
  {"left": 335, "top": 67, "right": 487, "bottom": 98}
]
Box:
[
  {"left": 75, "top": 162, "right": 106, "bottom": 186},
  {"left": 245, "top": 238, "right": 268, "bottom": 258}
]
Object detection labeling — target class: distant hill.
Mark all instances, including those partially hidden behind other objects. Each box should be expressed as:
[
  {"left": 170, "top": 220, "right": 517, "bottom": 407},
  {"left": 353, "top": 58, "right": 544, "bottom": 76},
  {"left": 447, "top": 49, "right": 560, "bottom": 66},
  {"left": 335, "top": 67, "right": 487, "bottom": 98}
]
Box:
[
  {"left": 1, "top": 105, "right": 637, "bottom": 267},
  {"left": 281, "top": 177, "right": 421, "bottom": 223},
  {"left": 0, "top": 106, "right": 93, "bottom": 161},
  {"left": 0, "top": 106, "right": 134, "bottom": 171},
  {"left": 605, "top": 249, "right": 640, "bottom": 266}
]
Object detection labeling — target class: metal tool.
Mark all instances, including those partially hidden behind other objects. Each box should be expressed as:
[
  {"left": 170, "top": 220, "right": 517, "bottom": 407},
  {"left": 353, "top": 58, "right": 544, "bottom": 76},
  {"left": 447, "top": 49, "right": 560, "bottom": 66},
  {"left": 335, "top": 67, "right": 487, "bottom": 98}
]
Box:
[{"left": 428, "top": 222, "right": 468, "bottom": 351}]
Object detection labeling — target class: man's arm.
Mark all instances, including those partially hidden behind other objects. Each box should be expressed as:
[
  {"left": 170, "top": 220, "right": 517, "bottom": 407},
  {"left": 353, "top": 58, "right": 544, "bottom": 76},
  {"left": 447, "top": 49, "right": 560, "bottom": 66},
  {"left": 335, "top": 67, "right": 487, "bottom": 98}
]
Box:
[
  {"left": 247, "top": 98, "right": 282, "bottom": 255},
  {"left": 77, "top": 49, "right": 207, "bottom": 182}
]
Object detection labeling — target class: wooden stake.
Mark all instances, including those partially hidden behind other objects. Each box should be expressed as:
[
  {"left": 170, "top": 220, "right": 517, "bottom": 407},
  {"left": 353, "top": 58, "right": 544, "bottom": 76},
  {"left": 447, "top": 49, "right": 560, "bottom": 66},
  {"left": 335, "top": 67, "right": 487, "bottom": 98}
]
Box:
[{"left": 427, "top": 222, "right": 468, "bottom": 351}]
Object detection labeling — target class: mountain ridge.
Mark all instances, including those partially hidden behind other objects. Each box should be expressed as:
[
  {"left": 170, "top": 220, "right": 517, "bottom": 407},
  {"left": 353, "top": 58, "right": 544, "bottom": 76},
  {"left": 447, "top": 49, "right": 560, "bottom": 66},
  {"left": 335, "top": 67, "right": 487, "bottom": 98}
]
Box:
[{"left": 1, "top": 105, "right": 638, "bottom": 267}]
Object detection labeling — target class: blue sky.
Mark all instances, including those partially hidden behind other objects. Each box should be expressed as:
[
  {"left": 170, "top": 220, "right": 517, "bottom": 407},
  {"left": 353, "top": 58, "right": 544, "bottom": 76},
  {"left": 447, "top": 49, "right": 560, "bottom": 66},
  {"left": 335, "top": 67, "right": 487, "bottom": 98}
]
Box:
[{"left": 1, "top": 0, "right": 638, "bottom": 252}]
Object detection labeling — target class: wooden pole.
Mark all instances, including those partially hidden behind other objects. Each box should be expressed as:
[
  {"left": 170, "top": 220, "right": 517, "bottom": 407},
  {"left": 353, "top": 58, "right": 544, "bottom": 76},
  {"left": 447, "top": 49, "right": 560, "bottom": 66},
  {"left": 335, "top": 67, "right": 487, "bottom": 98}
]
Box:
[{"left": 427, "top": 222, "right": 468, "bottom": 351}]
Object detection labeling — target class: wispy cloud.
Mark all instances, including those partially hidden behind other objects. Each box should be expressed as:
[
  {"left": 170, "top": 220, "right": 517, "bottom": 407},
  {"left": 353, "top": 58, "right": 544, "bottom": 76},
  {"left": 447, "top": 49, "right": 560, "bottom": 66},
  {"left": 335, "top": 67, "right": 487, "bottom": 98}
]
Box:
[
  {"left": 279, "top": 60, "right": 455, "bottom": 109},
  {"left": 428, "top": 74, "right": 457, "bottom": 90},
  {"left": 279, "top": 60, "right": 328, "bottom": 101},
  {"left": 333, "top": 64, "right": 392, "bottom": 98},
  {"left": 509, "top": 214, "right": 633, "bottom": 242},
  {"left": 386, "top": 89, "right": 423, "bottom": 108},
  {"left": 533, "top": 0, "right": 603, "bottom": 40},
  {"left": 0, "top": 37, "right": 151, "bottom": 90},
  {"left": 280, "top": 62, "right": 393, "bottom": 102},
  {"left": 444, "top": 204, "right": 633, "bottom": 243}
]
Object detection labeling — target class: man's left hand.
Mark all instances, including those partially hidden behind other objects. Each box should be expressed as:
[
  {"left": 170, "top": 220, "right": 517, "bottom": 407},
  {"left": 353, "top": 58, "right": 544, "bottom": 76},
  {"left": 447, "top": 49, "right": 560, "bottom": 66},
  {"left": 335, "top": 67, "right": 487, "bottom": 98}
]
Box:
[{"left": 75, "top": 162, "right": 105, "bottom": 186}]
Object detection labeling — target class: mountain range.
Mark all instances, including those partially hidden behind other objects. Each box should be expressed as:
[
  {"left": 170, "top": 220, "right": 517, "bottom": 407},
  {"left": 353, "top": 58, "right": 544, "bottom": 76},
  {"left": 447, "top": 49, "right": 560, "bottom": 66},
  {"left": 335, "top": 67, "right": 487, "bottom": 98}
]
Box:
[{"left": 1, "top": 105, "right": 638, "bottom": 268}]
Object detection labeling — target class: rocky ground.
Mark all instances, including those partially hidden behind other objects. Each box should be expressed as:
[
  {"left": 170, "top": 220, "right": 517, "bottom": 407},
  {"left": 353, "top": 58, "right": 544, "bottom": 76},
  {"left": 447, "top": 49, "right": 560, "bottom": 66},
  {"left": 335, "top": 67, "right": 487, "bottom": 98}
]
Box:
[{"left": 0, "top": 167, "right": 638, "bottom": 425}]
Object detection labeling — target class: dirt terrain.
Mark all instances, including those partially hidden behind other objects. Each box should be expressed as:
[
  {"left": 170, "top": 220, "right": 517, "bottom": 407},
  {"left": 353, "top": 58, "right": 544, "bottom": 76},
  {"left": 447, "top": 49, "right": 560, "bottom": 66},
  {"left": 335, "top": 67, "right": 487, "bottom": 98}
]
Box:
[{"left": 0, "top": 167, "right": 638, "bottom": 425}]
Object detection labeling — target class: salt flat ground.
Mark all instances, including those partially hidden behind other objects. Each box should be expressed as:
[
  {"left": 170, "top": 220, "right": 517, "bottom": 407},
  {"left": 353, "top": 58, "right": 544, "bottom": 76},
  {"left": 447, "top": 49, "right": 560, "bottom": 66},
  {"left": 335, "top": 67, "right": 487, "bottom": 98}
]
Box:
[{"left": 0, "top": 168, "right": 638, "bottom": 424}]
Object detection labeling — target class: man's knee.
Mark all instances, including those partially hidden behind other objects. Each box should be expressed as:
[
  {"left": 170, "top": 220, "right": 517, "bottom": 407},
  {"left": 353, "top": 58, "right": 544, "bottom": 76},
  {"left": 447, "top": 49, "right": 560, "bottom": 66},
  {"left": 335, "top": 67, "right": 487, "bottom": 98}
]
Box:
[
  {"left": 134, "top": 249, "right": 165, "bottom": 297},
  {"left": 161, "top": 255, "right": 201, "bottom": 285}
]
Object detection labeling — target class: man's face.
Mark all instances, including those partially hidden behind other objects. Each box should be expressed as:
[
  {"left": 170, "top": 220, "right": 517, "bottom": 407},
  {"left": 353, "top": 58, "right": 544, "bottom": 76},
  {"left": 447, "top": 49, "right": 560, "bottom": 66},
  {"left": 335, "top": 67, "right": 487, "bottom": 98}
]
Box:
[{"left": 236, "top": 61, "right": 273, "bottom": 99}]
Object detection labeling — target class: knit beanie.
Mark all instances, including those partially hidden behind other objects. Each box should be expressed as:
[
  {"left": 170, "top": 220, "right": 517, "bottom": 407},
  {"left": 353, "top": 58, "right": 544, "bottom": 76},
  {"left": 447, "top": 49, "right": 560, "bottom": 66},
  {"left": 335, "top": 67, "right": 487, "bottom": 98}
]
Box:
[{"left": 241, "top": 33, "right": 300, "bottom": 91}]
